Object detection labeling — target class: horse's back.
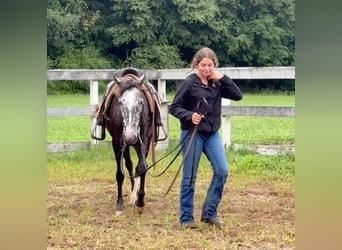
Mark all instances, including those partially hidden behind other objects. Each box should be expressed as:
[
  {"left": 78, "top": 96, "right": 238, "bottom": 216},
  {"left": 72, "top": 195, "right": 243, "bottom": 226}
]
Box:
[{"left": 114, "top": 67, "right": 145, "bottom": 78}]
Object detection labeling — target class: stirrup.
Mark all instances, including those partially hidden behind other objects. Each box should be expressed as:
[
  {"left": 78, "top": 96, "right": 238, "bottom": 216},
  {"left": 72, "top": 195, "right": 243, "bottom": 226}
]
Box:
[
  {"left": 91, "top": 117, "right": 106, "bottom": 140},
  {"left": 155, "top": 124, "right": 168, "bottom": 142}
]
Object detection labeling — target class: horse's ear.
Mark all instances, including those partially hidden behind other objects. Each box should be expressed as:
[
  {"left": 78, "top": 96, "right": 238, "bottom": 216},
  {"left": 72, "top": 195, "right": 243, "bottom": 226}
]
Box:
[
  {"left": 138, "top": 74, "right": 145, "bottom": 83},
  {"left": 113, "top": 75, "right": 122, "bottom": 84}
]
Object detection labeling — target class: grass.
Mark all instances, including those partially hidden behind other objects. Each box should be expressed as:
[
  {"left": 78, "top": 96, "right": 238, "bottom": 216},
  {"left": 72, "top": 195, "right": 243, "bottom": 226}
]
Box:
[
  {"left": 231, "top": 93, "right": 295, "bottom": 106},
  {"left": 47, "top": 92, "right": 295, "bottom": 144},
  {"left": 48, "top": 146, "right": 294, "bottom": 249},
  {"left": 47, "top": 92, "right": 295, "bottom": 249},
  {"left": 47, "top": 92, "right": 294, "bottom": 106}
]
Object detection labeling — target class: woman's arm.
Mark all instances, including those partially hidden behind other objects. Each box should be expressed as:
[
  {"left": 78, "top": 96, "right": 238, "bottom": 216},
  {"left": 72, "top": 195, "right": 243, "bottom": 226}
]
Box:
[
  {"left": 169, "top": 80, "right": 193, "bottom": 122},
  {"left": 218, "top": 75, "right": 243, "bottom": 101}
]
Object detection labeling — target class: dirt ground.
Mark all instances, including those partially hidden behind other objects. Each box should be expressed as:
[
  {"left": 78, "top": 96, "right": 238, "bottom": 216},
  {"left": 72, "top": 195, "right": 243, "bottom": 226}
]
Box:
[{"left": 47, "top": 171, "right": 294, "bottom": 249}]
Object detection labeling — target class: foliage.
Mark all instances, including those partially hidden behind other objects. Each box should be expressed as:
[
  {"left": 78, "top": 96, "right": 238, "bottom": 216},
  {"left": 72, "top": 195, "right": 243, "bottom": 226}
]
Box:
[
  {"left": 235, "top": 79, "right": 295, "bottom": 93},
  {"left": 47, "top": 0, "right": 295, "bottom": 93},
  {"left": 47, "top": 0, "right": 101, "bottom": 59},
  {"left": 57, "top": 46, "right": 112, "bottom": 69},
  {"left": 225, "top": 0, "right": 295, "bottom": 66},
  {"left": 108, "top": 0, "right": 158, "bottom": 45},
  {"left": 48, "top": 46, "right": 112, "bottom": 94},
  {"left": 130, "top": 44, "right": 186, "bottom": 69}
]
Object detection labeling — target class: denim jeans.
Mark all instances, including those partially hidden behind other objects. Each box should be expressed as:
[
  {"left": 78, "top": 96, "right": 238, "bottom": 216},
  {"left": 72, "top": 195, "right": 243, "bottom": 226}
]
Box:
[{"left": 179, "top": 130, "right": 229, "bottom": 224}]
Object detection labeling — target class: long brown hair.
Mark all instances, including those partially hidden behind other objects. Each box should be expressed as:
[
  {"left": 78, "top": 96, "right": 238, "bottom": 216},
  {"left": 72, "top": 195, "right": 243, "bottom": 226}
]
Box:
[{"left": 191, "top": 47, "right": 219, "bottom": 69}]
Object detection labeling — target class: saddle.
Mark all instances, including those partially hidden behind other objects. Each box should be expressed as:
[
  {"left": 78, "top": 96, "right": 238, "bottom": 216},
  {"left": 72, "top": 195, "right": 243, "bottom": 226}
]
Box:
[
  {"left": 103, "top": 68, "right": 158, "bottom": 120},
  {"left": 94, "top": 67, "right": 166, "bottom": 144}
]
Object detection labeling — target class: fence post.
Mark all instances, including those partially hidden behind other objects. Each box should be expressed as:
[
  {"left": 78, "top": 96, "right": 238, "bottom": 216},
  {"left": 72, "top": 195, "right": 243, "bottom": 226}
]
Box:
[
  {"left": 89, "top": 80, "right": 99, "bottom": 145},
  {"left": 157, "top": 77, "right": 167, "bottom": 102},
  {"left": 221, "top": 98, "right": 231, "bottom": 148},
  {"left": 155, "top": 101, "right": 169, "bottom": 151},
  {"left": 156, "top": 77, "right": 169, "bottom": 149}
]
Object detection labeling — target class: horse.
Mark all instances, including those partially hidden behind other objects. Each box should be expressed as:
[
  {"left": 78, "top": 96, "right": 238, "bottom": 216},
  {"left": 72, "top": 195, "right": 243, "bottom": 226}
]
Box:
[{"left": 105, "top": 68, "right": 154, "bottom": 214}]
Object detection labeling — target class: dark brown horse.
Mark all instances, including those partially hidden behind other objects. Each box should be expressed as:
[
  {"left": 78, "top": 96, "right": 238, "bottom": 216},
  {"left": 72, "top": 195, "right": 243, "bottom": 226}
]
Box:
[{"left": 106, "top": 68, "right": 154, "bottom": 214}]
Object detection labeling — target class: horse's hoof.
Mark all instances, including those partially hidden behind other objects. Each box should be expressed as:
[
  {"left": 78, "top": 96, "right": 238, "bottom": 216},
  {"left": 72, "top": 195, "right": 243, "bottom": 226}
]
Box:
[
  {"left": 129, "top": 195, "right": 136, "bottom": 205},
  {"left": 116, "top": 210, "right": 124, "bottom": 216},
  {"left": 116, "top": 203, "right": 124, "bottom": 215},
  {"left": 135, "top": 205, "right": 144, "bottom": 214}
]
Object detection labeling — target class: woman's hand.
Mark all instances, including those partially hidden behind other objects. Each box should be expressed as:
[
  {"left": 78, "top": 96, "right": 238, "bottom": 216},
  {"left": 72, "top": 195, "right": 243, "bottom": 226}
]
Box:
[
  {"left": 192, "top": 112, "right": 204, "bottom": 125},
  {"left": 207, "top": 71, "right": 223, "bottom": 80}
]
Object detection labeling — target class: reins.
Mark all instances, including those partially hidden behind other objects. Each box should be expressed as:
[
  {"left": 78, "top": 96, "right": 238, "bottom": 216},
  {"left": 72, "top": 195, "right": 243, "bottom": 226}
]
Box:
[
  {"left": 118, "top": 97, "right": 208, "bottom": 197},
  {"left": 189, "top": 96, "right": 208, "bottom": 186},
  {"left": 163, "top": 97, "right": 208, "bottom": 197},
  {"left": 162, "top": 125, "right": 198, "bottom": 197},
  {"left": 118, "top": 127, "right": 193, "bottom": 179}
]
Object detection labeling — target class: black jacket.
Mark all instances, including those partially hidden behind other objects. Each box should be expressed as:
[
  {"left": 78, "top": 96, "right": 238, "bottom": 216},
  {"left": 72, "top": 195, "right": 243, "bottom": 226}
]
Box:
[{"left": 170, "top": 73, "right": 243, "bottom": 133}]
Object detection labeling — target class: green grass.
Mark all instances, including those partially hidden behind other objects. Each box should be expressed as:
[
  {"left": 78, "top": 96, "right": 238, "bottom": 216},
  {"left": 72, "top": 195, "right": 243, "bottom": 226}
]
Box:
[
  {"left": 48, "top": 143, "right": 294, "bottom": 181},
  {"left": 47, "top": 92, "right": 295, "bottom": 107},
  {"left": 47, "top": 93, "right": 295, "bottom": 144},
  {"left": 47, "top": 93, "right": 295, "bottom": 249},
  {"left": 48, "top": 145, "right": 295, "bottom": 249},
  {"left": 230, "top": 93, "right": 295, "bottom": 106},
  {"left": 47, "top": 94, "right": 104, "bottom": 106}
]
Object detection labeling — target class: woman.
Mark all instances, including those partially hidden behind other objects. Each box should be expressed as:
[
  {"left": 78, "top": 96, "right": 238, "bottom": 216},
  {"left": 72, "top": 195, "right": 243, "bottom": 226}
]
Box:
[{"left": 170, "top": 47, "right": 243, "bottom": 229}]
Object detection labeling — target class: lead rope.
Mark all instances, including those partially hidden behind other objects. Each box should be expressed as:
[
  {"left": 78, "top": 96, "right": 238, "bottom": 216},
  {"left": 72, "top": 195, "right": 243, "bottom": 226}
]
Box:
[
  {"left": 117, "top": 98, "right": 208, "bottom": 193},
  {"left": 163, "top": 126, "right": 198, "bottom": 197},
  {"left": 189, "top": 97, "right": 208, "bottom": 186},
  {"left": 163, "top": 97, "right": 208, "bottom": 197},
  {"left": 119, "top": 126, "right": 193, "bottom": 179}
]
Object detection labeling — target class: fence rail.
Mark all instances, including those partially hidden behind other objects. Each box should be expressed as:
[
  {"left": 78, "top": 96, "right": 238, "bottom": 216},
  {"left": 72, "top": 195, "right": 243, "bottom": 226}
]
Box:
[
  {"left": 47, "top": 67, "right": 295, "bottom": 81},
  {"left": 47, "top": 105, "right": 295, "bottom": 118},
  {"left": 47, "top": 67, "right": 295, "bottom": 152}
]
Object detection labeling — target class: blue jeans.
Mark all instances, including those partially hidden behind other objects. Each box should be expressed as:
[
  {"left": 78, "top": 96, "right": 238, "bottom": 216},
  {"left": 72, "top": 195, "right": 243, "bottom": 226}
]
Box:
[{"left": 179, "top": 130, "right": 229, "bottom": 224}]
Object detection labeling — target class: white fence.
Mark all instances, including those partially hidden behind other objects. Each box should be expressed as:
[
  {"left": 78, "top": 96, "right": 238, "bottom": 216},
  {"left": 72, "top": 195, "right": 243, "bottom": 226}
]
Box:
[{"left": 47, "top": 67, "right": 295, "bottom": 152}]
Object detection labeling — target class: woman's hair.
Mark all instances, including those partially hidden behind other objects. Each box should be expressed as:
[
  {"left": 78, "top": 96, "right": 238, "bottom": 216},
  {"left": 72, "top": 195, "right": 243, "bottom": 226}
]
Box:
[{"left": 191, "top": 47, "right": 219, "bottom": 69}]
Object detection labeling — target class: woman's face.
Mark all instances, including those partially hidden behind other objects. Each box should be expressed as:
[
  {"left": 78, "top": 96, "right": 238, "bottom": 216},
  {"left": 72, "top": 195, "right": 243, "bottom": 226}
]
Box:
[{"left": 197, "top": 57, "right": 215, "bottom": 79}]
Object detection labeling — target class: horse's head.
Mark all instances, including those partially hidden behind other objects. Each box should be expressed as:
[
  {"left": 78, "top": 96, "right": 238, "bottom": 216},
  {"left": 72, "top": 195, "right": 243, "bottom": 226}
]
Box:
[
  {"left": 117, "top": 80, "right": 146, "bottom": 146},
  {"left": 114, "top": 73, "right": 145, "bottom": 92}
]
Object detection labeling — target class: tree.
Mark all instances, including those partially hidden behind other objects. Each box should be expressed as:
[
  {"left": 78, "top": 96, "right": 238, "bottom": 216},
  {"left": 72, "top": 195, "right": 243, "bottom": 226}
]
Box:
[
  {"left": 106, "top": 0, "right": 186, "bottom": 67},
  {"left": 57, "top": 47, "right": 112, "bottom": 69},
  {"left": 47, "top": 0, "right": 295, "bottom": 93},
  {"left": 48, "top": 0, "right": 295, "bottom": 68},
  {"left": 47, "top": 0, "right": 102, "bottom": 66},
  {"left": 224, "top": 0, "right": 295, "bottom": 66},
  {"left": 130, "top": 44, "right": 186, "bottom": 69}
]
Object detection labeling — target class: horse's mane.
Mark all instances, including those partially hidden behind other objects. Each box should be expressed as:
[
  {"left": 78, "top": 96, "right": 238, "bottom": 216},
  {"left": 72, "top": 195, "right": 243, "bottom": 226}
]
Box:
[
  {"left": 102, "top": 69, "right": 154, "bottom": 123},
  {"left": 103, "top": 72, "right": 149, "bottom": 115},
  {"left": 117, "top": 73, "right": 143, "bottom": 93}
]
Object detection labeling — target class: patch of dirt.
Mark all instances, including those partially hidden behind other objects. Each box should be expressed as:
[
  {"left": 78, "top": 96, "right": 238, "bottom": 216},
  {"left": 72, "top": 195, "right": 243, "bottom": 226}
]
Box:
[{"left": 48, "top": 175, "right": 295, "bottom": 249}]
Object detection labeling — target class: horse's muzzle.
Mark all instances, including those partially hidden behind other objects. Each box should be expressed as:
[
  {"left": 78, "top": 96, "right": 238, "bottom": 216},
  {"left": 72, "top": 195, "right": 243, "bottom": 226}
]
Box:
[{"left": 124, "top": 130, "right": 138, "bottom": 145}]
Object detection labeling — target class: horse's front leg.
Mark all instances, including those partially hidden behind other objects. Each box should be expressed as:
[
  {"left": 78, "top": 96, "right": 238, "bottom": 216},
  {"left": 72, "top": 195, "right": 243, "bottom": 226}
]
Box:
[
  {"left": 134, "top": 164, "right": 146, "bottom": 213},
  {"left": 114, "top": 147, "right": 134, "bottom": 215},
  {"left": 123, "top": 147, "right": 134, "bottom": 192},
  {"left": 133, "top": 149, "right": 147, "bottom": 213},
  {"left": 114, "top": 149, "right": 125, "bottom": 215}
]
